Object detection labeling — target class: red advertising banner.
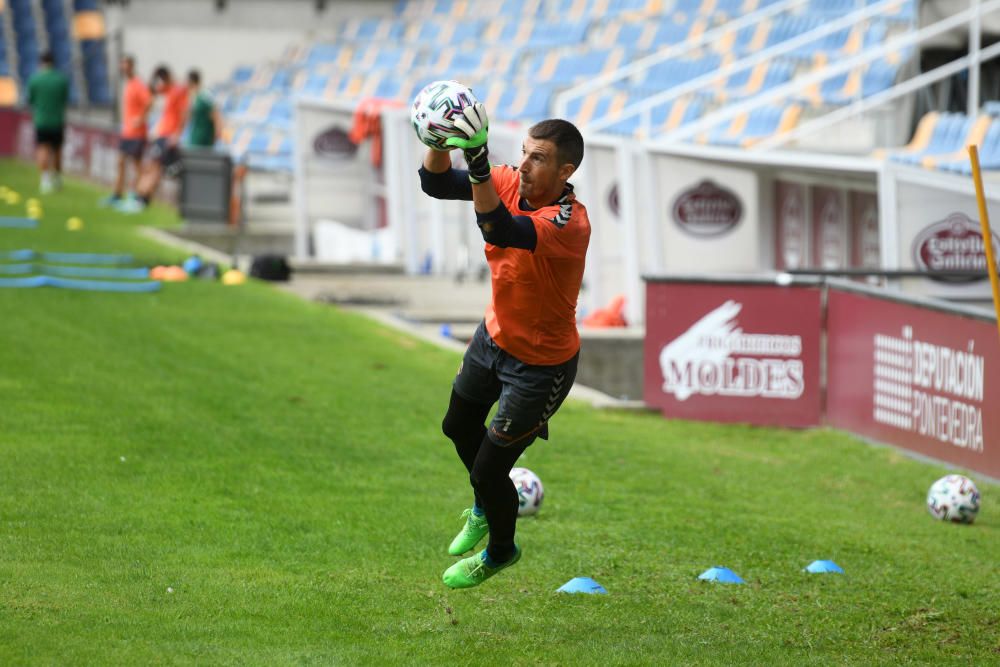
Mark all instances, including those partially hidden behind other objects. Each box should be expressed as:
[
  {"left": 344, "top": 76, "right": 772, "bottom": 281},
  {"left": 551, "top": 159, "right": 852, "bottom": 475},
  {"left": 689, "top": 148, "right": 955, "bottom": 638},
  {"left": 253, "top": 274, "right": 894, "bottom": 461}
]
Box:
[
  {"left": 0, "top": 108, "right": 119, "bottom": 186},
  {"left": 644, "top": 280, "right": 823, "bottom": 427},
  {"left": 0, "top": 108, "right": 23, "bottom": 156},
  {"left": 826, "top": 287, "right": 1000, "bottom": 478}
]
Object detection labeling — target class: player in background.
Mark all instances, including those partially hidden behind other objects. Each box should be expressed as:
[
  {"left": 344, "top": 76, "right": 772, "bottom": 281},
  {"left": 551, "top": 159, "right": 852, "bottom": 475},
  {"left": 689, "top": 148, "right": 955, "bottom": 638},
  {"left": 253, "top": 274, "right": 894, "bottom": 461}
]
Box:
[
  {"left": 116, "top": 65, "right": 189, "bottom": 213},
  {"left": 102, "top": 55, "right": 151, "bottom": 207},
  {"left": 184, "top": 70, "right": 222, "bottom": 149},
  {"left": 419, "top": 104, "right": 590, "bottom": 588},
  {"left": 26, "top": 51, "right": 70, "bottom": 194}
]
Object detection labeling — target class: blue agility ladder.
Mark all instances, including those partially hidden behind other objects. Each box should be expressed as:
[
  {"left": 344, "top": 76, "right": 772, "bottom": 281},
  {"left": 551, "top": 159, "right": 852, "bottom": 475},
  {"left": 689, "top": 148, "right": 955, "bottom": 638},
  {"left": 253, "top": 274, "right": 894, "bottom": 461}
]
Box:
[
  {"left": 0, "top": 249, "right": 134, "bottom": 264},
  {"left": 0, "top": 275, "right": 161, "bottom": 292},
  {"left": 0, "top": 217, "right": 39, "bottom": 229},
  {"left": 0, "top": 249, "right": 156, "bottom": 291},
  {"left": 0, "top": 263, "right": 149, "bottom": 279}
]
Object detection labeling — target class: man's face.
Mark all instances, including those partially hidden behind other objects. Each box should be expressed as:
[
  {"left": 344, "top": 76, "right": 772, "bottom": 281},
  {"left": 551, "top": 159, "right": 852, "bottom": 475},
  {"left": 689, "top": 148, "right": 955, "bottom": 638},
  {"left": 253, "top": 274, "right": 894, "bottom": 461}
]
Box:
[
  {"left": 518, "top": 136, "right": 572, "bottom": 205},
  {"left": 120, "top": 59, "right": 133, "bottom": 77}
]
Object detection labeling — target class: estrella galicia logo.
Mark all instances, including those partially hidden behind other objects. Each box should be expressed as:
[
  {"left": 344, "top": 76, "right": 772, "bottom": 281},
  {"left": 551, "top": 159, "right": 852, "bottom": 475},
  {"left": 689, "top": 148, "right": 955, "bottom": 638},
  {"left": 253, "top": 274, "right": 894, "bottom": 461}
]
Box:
[
  {"left": 912, "top": 212, "right": 1000, "bottom": 283},
  {"left": 671, "top": 180, "right": 743, "bottom": 237}
]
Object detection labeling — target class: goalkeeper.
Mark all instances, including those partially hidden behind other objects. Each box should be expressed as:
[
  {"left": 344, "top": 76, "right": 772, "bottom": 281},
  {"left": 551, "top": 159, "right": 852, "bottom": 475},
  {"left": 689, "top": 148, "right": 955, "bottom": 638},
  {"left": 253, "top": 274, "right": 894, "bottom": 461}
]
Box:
[{"left": 419, "top": 103, "right": 591, "bottom": 589}]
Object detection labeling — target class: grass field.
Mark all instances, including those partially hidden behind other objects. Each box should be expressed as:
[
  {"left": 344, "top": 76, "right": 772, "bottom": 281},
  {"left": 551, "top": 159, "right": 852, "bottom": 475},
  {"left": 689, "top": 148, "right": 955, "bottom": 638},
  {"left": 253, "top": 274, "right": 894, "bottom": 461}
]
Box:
[{"left": 0, "top": 159, "right": 997, "bottom": 665}]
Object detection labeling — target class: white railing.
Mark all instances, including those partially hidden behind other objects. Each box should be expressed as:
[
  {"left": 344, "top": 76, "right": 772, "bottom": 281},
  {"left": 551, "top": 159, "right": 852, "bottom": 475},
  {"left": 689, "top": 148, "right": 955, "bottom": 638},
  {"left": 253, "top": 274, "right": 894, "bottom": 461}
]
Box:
[
  {"left": 754, "top": 40, "right": 1000, "bottom": 150},
  {"left": 654, "top": 0, "right": 1000, "bottom": 147}
]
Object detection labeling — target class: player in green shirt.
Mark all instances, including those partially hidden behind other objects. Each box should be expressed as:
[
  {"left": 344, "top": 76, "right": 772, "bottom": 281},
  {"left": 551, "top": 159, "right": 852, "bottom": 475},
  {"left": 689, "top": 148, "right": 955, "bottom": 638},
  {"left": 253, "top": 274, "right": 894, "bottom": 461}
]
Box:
[
  {"left": 26, "top": 51, "right": 70, "bottom": 194},
  {"left": 185, "top": 70, "right": 221, "bottom": 149}
]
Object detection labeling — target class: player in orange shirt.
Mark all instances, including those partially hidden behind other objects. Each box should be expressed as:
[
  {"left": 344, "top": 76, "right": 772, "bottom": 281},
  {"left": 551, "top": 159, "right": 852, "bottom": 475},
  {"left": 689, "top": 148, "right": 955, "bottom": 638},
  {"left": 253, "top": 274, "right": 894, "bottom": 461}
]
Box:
[
  {"left": 117, "top": 65, "right": 189, "bottom": 213},
  {"left": 101, "top": 55, "right": 150, "bottom": 206},
  {"left": 419, "top": 104, "right": 590, "bottom": 588}
]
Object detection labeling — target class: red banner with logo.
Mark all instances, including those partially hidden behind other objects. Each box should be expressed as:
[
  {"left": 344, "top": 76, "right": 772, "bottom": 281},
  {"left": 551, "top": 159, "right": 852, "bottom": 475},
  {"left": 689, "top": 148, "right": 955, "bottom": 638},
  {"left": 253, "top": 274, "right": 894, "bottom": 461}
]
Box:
[
  {"left": 644, "top": 281, "right": 824, "bottom": 427},
  {"left": 826, "top": 287, "right": 1000, "bottom": 478},
  {"left": 0, "top": 108, "right": 119, "bottom": 185}
]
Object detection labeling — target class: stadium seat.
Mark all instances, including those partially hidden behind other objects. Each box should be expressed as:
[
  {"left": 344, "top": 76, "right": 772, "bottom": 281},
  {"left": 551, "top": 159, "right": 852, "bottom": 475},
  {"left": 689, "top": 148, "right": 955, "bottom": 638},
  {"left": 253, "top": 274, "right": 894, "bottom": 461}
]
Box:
[
  {"left": 920, "top": 114, "right": 992, "bottom": 169},
  {"left": 705, "top": 103, "right": 802, "bottom": 146},
  {"left": 9, "top": 0, "right": 40, "bottom": 84},
  {"left": 887, "top": 113, "right": 972, "bottom": 165},
  {"left": 720, "top": 58, "right": 796, "bottom": 101},
  {"left": 523, "top": 47, "right": 630, "bottom": 83},
  {"left": 339, "top": 16, "right": 403, "bottom": 42},
  {"left": 403, "top": 19, "right": 484, "bottom": 44}
]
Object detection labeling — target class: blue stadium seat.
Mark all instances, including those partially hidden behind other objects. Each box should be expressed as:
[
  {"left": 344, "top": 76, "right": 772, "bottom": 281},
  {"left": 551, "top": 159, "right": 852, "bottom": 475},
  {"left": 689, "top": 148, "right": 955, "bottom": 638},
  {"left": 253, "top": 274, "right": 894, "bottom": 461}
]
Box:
[
  {"left": 935, "top": 120, "right": 1000, "bottom": 174},
  {"left": 304, "top": 44, "right": 347, "bottom": 68},
  {"left": 80, "top": 38, "right": 111, "bottom": 105},
  {"left": 643, "top": 54, "right": 721, "bottom": 89},
  {"left": 9, "top": 0, "right": 40, "bottom": 85},
  {"left": 0, "top": 16, "right": 8, "bottom": 77},
  {"left": 707, "top": 104, "right": 801, "bottom": 146},
  {"left": 890, "top": 114, "right": 972, "bottom": 165},
  {"left": 861, "top": 60, "right": 899, "bottom": 97}
]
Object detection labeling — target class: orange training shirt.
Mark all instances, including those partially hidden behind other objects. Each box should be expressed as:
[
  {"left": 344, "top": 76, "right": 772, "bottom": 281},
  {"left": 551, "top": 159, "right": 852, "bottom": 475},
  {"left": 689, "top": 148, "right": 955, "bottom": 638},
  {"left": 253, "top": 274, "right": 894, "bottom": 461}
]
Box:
[
  {"left": 121, "top": 76, "right": 151, "bottom": 139},
  {"left": 483, "top": 165, "right": 591, "bottom": 366},
  {"left": 153, "top": 84, "right": 189, "bottom": 139}
]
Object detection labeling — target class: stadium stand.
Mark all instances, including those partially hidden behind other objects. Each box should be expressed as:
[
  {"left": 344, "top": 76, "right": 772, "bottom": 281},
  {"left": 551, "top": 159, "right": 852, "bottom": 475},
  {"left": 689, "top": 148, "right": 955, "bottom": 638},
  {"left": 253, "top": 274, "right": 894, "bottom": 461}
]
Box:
[
  {"left": 877, "top": 110, "right": 1000, "bottom": 175},
  {"left": 206, "top": 0, "right": 920, "bottom": 172},
  {"left": 0, "top": 0, "right": 111, "bottom": 106},
  {"left": 0, "top": 0, "right": 925, "bottom": 172},
  {"left": 73, "top": 0, "right": 112, "bottom": 105}
]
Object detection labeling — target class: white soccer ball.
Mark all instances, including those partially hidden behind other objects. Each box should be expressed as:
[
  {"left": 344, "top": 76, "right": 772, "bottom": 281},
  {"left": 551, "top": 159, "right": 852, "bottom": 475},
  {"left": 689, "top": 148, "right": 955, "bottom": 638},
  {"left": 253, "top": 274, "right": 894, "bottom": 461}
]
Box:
[
  {"left": 926, "top": 474, "right": 981, "bottom": 524},
  {"left": 410, "top": 80, "right": 478, "bottom": 151},
  {"left": 510, "top": 467, "right": 544, "bottom": 517}
]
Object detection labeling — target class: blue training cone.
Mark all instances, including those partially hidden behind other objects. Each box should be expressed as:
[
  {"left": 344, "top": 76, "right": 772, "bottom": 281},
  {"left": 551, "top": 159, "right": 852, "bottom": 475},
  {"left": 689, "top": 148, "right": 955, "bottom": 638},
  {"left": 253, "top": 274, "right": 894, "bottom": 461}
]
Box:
[
  {"left": 698, "top": 566, "right": 745, "bottom": 584},
  {"left": 804, "top": 560, "right": 844, "bottom": 574},
  {"left": 557, "top": 577, "right": 607, "bottom": 594}
]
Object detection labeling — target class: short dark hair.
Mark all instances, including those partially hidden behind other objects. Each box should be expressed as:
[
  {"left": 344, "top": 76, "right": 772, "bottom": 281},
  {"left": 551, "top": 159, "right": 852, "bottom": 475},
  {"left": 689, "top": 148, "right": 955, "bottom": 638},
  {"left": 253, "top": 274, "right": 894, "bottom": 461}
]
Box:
[
  {"left": 153, "top": 65, "right": 171, "bottom": 83},
  {"left": 40, "top": 51, "right": 54, "bottom": 66},
  {"left": 188, "top": 69, "right": 201, "bottom": 85},
  {"left": 528, "top": 119, "right": 584, "bottom": 169}
]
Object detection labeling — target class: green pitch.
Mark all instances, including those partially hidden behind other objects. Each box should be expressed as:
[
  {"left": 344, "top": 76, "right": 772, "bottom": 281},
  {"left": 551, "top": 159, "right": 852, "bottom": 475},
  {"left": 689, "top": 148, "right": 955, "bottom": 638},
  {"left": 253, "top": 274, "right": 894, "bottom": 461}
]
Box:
[{"left": 0, "top": 160, "right": 997, "bottom": 665}]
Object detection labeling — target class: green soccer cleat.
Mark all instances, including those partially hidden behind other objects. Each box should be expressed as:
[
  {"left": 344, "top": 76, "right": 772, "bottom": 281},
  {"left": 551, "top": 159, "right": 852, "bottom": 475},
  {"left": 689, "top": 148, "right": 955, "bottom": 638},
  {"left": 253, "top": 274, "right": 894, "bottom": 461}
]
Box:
[
  {"left": 448, "top": 508, "right": 489, "bottom": 556},
  {"left": 442, "top": 546, "right": 521, "bottom": 589}
]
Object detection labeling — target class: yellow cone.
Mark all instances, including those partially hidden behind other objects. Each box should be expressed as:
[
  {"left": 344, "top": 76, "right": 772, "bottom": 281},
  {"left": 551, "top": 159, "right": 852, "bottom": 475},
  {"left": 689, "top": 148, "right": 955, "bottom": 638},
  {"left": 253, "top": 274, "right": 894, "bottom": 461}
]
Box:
[{"left": 221, "top": 269, "right": 247, "bottom": 285}]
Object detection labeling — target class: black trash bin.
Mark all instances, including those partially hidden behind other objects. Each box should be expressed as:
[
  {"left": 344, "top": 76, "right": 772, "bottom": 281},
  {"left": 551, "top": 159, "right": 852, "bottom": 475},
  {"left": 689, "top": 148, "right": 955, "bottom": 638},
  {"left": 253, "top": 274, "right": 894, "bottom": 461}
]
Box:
[{"left": 179, "top": 148, "right": 232, "bottom": 223}]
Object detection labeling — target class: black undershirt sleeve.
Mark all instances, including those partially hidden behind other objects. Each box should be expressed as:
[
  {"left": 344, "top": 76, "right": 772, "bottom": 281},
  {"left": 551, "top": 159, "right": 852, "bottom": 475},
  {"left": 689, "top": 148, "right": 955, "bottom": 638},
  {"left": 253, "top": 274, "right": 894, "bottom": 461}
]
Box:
[
  {"left": 476, "top": 201, "right": 537, "bottom": 251},
  {"left": 418, "top": 165, "right": 473, "bottom": 201}
]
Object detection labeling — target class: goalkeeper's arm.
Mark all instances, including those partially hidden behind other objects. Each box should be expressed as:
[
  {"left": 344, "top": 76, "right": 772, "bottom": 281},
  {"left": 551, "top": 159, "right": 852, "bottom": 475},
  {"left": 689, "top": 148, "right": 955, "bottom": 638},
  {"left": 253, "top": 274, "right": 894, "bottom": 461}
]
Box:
[
  {"left": 446, "top": 104, "right": 537, "bottom": 251},
  {"left": 419, "top": 148, "right": 473, "bottom": 200}
]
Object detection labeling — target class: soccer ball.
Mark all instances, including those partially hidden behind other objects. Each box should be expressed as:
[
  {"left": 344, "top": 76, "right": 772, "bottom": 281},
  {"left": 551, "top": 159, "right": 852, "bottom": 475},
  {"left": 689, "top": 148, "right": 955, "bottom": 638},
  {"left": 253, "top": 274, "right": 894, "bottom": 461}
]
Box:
[
  {"left": 410, "top": 80, "right": 478, "bottom": 151},
  {"left": 926, "top": 474, "right": 981, "bottom": 524},
  {"left": 510, "top": 467, "right": 544, "bottom": 517}
]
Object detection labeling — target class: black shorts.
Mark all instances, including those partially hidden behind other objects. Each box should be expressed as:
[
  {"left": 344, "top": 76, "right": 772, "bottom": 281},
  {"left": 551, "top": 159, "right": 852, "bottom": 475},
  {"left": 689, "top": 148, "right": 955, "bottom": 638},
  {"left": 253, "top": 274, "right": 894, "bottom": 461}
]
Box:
[
  {"left": 35, "top": 127, "right": 64, "bottom": 149},
  {"left": 120, "top": 137, "right": 146, "bottom": 159},
  {"left": 454, "top": 321, "right": 578, "bottom": 447},
  {"left": 149, "top": 137, "right": 181, "bottom": 168}
]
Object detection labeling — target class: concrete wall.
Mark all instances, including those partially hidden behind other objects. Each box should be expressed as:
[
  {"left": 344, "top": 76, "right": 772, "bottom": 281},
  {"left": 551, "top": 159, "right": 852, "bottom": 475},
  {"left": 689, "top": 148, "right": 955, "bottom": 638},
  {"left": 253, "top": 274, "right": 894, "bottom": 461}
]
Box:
[
  {"left": 577, "top": 330, "right": 645, "bottom": 401},
  {"left": 108, "top": 0, "right": 395, "bottom": 88}
]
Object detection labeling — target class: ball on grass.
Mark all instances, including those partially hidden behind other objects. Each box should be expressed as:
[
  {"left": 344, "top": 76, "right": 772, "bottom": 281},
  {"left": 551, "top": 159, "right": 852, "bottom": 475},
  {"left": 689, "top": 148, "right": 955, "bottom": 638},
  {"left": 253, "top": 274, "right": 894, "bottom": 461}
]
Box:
[{"left": 66, "top": 217, "right": 84, "bottom": 231}]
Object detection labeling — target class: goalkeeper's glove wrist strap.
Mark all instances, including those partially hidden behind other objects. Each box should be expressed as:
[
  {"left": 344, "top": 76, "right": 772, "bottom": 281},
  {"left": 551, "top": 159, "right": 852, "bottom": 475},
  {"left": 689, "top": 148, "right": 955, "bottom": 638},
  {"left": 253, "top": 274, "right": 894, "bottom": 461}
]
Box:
[{"left": 465, "top": 146, "right": 491, "bottom": 184}]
